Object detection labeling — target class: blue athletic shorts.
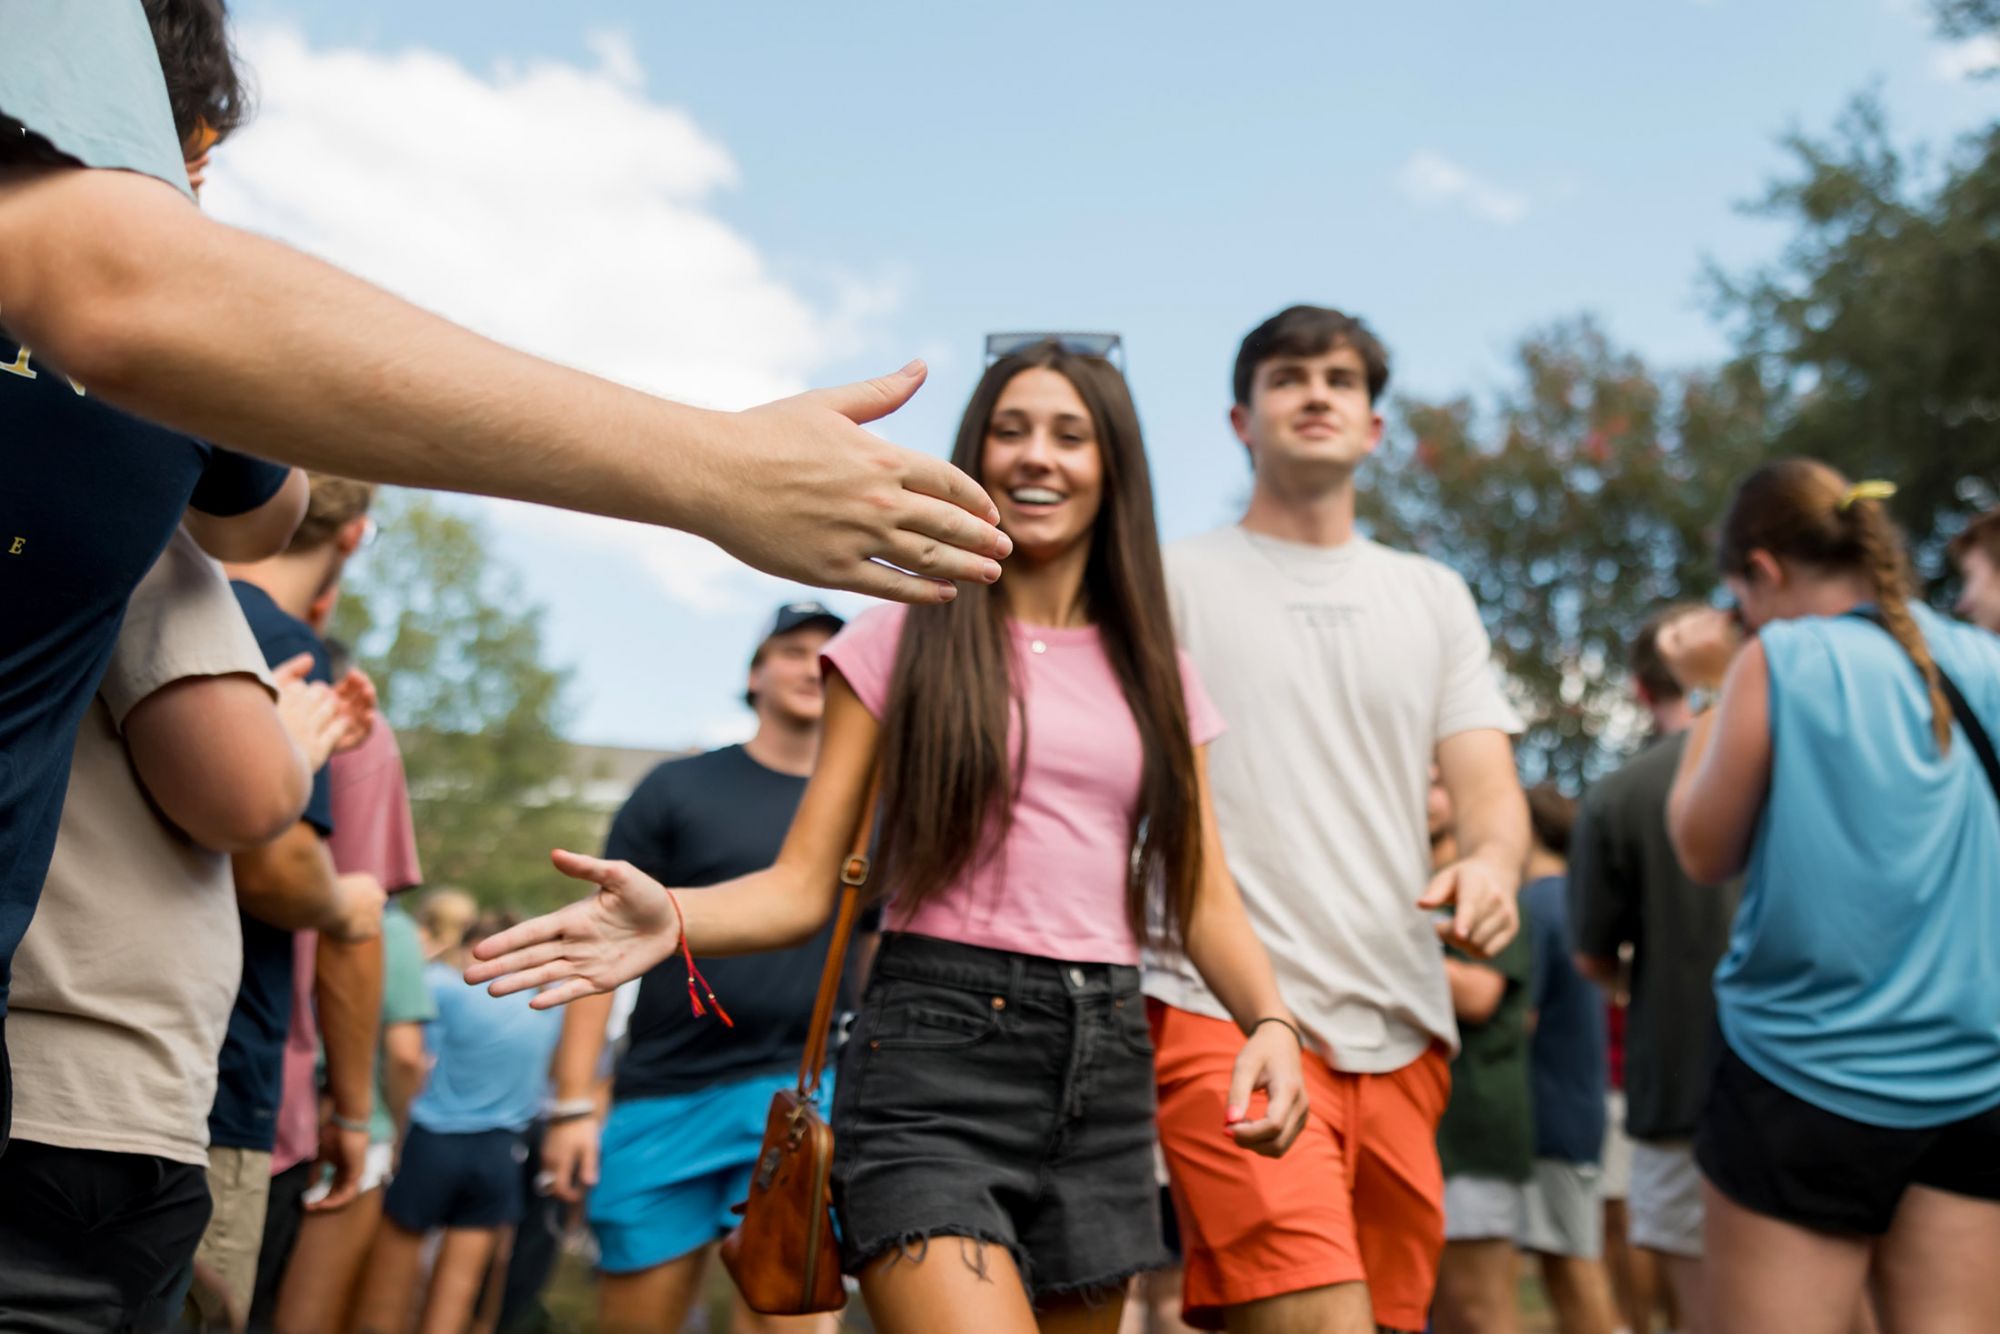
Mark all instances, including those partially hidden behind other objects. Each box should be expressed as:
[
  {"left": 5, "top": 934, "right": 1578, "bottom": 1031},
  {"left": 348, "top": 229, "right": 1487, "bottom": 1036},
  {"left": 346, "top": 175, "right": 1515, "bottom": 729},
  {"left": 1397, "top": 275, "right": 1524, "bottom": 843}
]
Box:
[
  {"left": 588, "top": 1071, "right": 827, "bottom": 1274},
  {"left": 383, "top": 1124, "right": 528, "bottom": 1232}
]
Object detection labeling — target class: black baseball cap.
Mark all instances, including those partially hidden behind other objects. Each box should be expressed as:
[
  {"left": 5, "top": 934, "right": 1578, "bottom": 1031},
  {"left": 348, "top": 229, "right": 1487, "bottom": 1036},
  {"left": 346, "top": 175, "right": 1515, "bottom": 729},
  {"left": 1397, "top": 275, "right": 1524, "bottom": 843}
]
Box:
[{"left": 755, "top": 600, "right": 844, "bottom": 655}]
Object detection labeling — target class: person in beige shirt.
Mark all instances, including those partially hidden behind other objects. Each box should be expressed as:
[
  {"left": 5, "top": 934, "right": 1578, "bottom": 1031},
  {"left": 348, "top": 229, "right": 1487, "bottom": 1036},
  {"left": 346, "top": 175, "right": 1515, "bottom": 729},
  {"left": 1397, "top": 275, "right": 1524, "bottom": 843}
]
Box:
[{"left": 0, "top": 526, "right": 349, "bottom": 1331}]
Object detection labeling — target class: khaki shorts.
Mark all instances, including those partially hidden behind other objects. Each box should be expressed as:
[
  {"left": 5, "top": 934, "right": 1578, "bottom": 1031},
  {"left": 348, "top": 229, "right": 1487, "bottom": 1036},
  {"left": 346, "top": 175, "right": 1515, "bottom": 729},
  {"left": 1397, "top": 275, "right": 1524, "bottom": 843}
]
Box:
[{"left": 193, "top": 1145, "right": 272, "bottom": 1320}]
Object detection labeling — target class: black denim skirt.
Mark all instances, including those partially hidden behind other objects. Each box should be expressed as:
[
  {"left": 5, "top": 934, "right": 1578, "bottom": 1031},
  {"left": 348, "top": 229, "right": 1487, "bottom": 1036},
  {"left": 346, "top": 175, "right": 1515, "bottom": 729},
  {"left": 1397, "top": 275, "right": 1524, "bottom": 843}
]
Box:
[{"left": 830, "top": 932, "right": 1169, "bottom": 1299}]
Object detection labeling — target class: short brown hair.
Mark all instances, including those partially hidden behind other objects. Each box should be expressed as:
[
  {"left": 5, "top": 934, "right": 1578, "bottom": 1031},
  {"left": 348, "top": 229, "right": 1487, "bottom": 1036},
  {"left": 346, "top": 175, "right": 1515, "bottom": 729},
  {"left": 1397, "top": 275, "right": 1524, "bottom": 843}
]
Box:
[
  {"left": 1628, "top": 602, "right": 1704, "bottom": 705},
  {"left": 1233, "top": 305, "right": 1391, "bottom": 407},
  {"left": 1526, "top": 784, "right": 1576, "bottom": 857},
  {"left": 287, "top": 474, "right": 375, "bottom": 554},
  {"left": 1947, "top": 508, "right": 2000, "bottom": 573}
]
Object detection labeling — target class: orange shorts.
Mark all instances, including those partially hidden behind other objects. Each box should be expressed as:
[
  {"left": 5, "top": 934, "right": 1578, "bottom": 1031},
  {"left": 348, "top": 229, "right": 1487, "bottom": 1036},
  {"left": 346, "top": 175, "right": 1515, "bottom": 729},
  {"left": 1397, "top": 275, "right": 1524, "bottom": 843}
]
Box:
[{"left": 1150, "top": 1000, "right": 1451, "bottom": 1332}]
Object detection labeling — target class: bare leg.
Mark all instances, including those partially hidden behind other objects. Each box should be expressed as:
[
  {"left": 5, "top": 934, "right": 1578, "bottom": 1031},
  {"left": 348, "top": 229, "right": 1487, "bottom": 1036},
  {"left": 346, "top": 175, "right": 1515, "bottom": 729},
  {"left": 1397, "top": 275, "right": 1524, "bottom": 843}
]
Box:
[
  {"left": 1036, "top": 1286, "right": 1129, "bottom": 1334},
  {"left": 272, "top": 1186, "right": 386, "bottom": 1333},
  {"left": 732, "top": 1285, "right": 843, "bottom": 1332},
  {"left": 598, "top": 1245, "right": 712, "bottom": 1334},
  {"left": 1658, "top": 1254, "right": 1705, "bottom": 1334},
  {"left": 859, "top": 1237, "right": 1041, "bottom": 1334},
  {"left": 1602, "top": 1200, "right": 1656, "bottom": 1334},
  {"left": 1433, "top": 1239, "right": 1520, "bottom": 1334},
  {"left": 1118, "top": 1269, "right": 1196, "bottom": 1334},
  {"left": 1702, "top": 1183, "right": 1869, "bottom": 1334},
  {"left": 1536, "top": 1253, "right": 1617, "bottom": 1334},
  {"left": 1220, "top": 1282, "right": 1375, "bottom": 1334},
  {"left": 1870, "top": 1185, "right": 2000, "bottom": 1334},
  {"left": 418, "top": 1227, "right": 502, "bottom": 1334},
  {"left": 351, "top": 1220, "right": 428, "bottom": 1334}
]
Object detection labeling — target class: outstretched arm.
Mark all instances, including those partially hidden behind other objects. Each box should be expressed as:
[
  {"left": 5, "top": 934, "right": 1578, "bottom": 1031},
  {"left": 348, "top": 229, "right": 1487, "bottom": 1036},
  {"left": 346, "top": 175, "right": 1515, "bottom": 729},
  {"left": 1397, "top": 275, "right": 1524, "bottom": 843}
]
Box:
[
  {"left": 0, "top": 163, "right": 1008, "bottom": 603},
  {"left": 466, "top": 672, "right": 880, "bottom": 1006}
]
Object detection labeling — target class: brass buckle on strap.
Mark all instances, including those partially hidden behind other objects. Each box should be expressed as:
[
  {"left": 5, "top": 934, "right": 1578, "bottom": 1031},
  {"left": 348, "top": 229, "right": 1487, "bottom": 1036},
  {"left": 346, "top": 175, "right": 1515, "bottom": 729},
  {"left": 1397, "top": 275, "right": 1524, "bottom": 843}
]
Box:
[{"left": 840, "top": 855, "right": 870, "bottom": 887}]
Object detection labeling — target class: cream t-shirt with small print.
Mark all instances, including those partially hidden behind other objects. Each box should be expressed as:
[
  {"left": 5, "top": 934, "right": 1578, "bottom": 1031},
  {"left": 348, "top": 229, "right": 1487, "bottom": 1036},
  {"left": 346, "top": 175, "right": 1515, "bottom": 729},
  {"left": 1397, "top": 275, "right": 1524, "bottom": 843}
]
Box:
[{"left": 1145, "top": 526, "right": 1521, "bottom": 1074}]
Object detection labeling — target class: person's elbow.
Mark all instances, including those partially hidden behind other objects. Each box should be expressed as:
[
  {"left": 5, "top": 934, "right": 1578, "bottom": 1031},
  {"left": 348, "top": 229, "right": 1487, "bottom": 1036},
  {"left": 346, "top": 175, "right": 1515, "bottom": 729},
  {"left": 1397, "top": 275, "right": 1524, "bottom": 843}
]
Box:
[{"left": 185, "top": 471, "right": 309, "bottom": 563}]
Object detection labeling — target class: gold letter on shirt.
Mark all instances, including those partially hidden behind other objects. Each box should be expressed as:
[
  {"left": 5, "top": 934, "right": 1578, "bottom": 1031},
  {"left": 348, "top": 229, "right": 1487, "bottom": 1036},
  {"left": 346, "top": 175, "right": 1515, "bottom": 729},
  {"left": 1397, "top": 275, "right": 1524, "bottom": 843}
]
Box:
[
  {"left": 1, "top": 345, "right": 35, "bottom": 381},
  {"left": 8, "top": 537, "right": 24, "bottom": 555}
]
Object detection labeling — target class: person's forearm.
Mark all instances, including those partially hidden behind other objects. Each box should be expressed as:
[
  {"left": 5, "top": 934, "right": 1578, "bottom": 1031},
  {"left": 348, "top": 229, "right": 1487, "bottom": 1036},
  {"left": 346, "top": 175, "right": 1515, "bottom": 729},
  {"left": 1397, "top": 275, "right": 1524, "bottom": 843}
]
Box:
[
  {"left": 675, "top": 859, "right": 838, "bottom": 959},
  {"left": 316, "top": 934, "right": 384, "bottom": 1124},
  {"left": 233, "top": 825, "right": 342, "bottom": 930},
  {"left": 1454, "top": 788, "right": 1531, "bottom": 883},
  {"left": 551, "top": 992, "right": 615, "bottom": 1102},
  {"left": 1, "top": 169, "right": 717, "bottom": 533},
  {"left": 1183, "top": 874, "right": 1292, "bottom": 1035},
  {"left": 1666, "top": 708, "right": 1722, "bottom": 837},
  {"left": 1446, "top": 957, "right": 1506, "bottom": 1024}
]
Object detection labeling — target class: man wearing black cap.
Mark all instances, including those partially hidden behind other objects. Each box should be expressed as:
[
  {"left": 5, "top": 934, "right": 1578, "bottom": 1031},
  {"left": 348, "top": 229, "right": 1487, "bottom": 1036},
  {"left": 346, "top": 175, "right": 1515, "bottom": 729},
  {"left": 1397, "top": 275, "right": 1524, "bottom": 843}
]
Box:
[{"left": 536, "top": 602, "right": 851, "bottom": 1334}]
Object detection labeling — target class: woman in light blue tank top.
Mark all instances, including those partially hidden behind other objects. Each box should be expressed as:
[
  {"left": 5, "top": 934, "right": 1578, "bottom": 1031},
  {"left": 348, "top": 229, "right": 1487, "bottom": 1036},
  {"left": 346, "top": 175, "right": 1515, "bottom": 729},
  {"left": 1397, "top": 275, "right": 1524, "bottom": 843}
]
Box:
[{"left": 1654, "top": 458, "right": 2000, "bottom": 1334}]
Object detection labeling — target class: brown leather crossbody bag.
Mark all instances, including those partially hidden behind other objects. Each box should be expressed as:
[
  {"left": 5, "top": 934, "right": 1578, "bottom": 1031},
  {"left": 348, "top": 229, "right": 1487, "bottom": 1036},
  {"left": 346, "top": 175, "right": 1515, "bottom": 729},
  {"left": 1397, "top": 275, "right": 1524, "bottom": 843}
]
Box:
[{"left": 719, "top": 777, "right": 878, "bottom": 1315}]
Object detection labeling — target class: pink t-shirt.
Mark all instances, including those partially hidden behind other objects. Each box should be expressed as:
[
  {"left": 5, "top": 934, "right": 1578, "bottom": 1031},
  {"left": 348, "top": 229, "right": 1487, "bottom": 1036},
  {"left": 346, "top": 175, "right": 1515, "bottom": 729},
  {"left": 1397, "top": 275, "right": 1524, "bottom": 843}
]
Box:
[
  {"left": 271, "top": 722, "right": 425, "bottom": 1174},
  {"left": 822, "top": 604, "right": 1223, "bottom": 965}
]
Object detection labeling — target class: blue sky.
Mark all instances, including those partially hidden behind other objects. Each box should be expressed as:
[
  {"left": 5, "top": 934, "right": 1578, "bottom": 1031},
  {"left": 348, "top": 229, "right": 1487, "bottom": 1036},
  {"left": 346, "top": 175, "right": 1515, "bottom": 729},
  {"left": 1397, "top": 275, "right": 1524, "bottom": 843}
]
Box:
[{"left": 224, "top": 0, "right": 1998, "bottom": 749}]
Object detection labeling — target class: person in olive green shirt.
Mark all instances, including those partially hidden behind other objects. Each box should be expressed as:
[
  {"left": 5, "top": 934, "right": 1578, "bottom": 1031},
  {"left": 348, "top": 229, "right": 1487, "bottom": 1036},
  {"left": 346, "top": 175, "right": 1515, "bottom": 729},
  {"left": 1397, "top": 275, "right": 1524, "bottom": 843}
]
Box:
[{"left": 1428, "top": 774, "right": 1536, "bottom": 1334}]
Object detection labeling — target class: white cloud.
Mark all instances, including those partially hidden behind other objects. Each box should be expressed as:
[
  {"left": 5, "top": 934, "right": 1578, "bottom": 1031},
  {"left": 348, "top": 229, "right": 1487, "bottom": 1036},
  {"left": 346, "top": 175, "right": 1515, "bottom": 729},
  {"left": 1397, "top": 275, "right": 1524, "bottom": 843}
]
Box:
[
  {"left": 1395, "top": 149, "right": 1531, "bottom": 225},
  {"left": 1934, "top": 35, "right": 2000, "bottom": 80},
  {"left": 203, "top": 25, "right": 895, "bottom": 609}
]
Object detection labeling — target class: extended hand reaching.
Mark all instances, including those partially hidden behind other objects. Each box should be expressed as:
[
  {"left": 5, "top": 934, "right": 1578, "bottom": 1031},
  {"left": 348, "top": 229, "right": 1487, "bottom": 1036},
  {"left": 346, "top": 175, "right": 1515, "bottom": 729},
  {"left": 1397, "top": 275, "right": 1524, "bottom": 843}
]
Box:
[
  {"left": 463, "top": 851, "right": 683, "bottom": 1007},
  {"left": 699, "top": 362, "right": 1013, "bottom": 603}
]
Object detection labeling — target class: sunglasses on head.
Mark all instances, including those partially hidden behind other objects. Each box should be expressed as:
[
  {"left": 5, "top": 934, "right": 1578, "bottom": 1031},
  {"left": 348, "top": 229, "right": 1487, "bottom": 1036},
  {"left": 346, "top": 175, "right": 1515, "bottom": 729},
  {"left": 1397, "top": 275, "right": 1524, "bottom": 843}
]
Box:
[{"left": 984, "top": 331, "right": 1124, "bottom": 369}]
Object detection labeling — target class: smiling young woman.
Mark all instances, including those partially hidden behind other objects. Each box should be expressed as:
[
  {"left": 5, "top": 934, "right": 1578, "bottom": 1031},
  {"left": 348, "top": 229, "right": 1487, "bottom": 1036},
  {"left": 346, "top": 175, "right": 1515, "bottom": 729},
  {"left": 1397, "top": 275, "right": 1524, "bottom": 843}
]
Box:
[{"left": 467, "top": 338, "right": 1311, "bottom": 1334}]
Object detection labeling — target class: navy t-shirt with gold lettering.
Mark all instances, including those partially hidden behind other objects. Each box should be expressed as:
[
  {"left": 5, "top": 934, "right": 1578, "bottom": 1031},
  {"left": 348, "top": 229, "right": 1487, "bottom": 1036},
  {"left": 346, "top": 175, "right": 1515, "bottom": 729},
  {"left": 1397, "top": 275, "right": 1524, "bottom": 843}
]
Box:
[{"left": 0, "top": 337, "right": 290, "bottom": 1026}]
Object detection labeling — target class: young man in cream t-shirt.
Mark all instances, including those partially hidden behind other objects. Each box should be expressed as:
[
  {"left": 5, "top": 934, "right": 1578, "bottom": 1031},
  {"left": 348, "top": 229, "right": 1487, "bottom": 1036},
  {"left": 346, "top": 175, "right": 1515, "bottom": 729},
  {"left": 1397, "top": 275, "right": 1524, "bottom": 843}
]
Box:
[{"left": 1146, "top": 305, "right": 1529, "bottom": 1334}]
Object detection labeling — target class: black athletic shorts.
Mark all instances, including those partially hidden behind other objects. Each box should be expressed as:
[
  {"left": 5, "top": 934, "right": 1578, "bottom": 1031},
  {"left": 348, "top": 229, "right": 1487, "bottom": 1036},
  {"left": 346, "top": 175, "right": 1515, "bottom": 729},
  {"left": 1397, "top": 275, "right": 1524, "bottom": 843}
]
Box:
[
  {"left": 1696, "top": 1035, "right": 2000, "bottom": 1236},
  {"left": 383, "top": 1124, "right": 528, "bottom": 1232}
]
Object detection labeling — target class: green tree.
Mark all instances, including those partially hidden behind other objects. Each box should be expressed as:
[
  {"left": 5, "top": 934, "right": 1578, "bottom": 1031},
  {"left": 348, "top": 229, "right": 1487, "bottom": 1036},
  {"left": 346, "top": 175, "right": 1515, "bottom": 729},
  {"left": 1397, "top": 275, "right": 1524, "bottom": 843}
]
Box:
[
  {"left": 1933, "top": 0, "right": 2000, "bottom": 41},
  {"left": 1714, "top": 96, "right": 2000, "bottom": 573},
  {"left": 1361, "top": 319, "right": 1769, "bottom": 788},
  {"left": 331, "top": 490, "right": 599, "bottom": 913}
]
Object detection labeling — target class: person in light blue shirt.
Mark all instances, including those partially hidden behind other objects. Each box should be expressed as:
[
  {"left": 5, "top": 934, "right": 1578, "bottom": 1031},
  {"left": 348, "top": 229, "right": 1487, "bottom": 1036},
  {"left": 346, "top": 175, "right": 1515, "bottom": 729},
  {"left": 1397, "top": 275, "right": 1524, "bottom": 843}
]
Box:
[
  {"left": 1657, "top": 457, "right": 2000, "bottom": 1334},
  {"left": 357, "top": 906, "right": 560, "bottom": 1333}
]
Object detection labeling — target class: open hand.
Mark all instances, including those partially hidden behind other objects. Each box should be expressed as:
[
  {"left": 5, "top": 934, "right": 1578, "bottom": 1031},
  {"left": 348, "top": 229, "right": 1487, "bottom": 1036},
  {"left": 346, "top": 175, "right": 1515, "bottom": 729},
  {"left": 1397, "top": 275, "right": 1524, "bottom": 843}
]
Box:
[
  {"left": 330, "top": 668, "right": 378, "bottom": 754},
  {"left": 699, "top": 361, "right": 1013, "bottom": 604},
  {"left": 1418, "top": 856, "right": 1520, "bottom": 958},
  {"left": 540, "top": 1114, "right": 601, "bottom": 1205},
  {"left": 1226, "top": 1021, "right": 1310, "bottom": 1158},
  {"left": 272, "top": 653, "right": 344, "bottom": 772},
  {"left": 464, "top": 850, "right": 682, "bottom": 1007},
  {"left": 305, "top": 1118, "right": 370, "bottom": 1213}
]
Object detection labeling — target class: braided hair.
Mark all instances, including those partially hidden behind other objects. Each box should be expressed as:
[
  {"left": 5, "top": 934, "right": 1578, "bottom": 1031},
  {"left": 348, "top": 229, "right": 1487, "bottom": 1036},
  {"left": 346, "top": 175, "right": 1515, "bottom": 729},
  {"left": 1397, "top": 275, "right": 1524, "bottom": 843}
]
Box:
[{"left": 1718, "top": 459, "right": 1950, "bottom": 754}]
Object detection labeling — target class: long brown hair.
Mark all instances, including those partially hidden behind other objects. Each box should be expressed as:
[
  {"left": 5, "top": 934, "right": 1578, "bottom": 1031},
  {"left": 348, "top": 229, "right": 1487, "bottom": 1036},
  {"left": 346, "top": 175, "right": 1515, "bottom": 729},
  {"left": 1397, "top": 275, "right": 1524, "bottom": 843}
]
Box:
[
  {"left": 1718, "top": 457, "right": 1950, "bottom": 752},
  {"left": 871, "top": 342, "right": 1203, "bottom": 942}
]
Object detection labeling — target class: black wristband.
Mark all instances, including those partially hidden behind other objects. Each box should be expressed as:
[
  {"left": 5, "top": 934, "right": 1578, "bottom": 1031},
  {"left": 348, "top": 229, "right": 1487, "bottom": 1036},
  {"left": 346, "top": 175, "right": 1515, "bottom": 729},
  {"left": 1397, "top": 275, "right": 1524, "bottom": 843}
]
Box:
[{"left": 1250, "top": 1016, "right": 1303, "bottom": 1047}]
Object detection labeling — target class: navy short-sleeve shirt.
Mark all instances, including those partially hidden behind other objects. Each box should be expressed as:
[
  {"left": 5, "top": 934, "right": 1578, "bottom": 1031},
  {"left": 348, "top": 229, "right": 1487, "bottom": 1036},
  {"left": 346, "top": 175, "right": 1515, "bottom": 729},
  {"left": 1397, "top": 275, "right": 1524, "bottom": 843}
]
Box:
[{"left": 0, "top": 338, "right": 290, "bottom": 1022}]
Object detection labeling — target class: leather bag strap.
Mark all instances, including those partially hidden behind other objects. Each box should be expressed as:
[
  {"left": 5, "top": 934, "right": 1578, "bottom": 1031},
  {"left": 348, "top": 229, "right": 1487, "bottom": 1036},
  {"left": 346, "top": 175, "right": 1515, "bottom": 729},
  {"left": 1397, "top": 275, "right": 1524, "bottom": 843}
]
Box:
[{"left": 795, "top": 769, "right": 881, "bottom": 1099}]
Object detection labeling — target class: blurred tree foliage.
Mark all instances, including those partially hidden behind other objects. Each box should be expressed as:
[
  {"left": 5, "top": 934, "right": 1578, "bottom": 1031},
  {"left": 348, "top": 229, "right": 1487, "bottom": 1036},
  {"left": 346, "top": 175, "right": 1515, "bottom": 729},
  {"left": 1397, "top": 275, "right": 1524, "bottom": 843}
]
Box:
[
  {"left": 1713, "top": 96, "right": 2000, "bottom": 573},
  {"left": 1360, "top": 320, "right": 1769, "bottom": 787},
  {"left": 1932, "top": 0, "right": 2000, "bottom": 41},
  {"left": 331, "top": 490, "right": 600, "bottom": 913}
]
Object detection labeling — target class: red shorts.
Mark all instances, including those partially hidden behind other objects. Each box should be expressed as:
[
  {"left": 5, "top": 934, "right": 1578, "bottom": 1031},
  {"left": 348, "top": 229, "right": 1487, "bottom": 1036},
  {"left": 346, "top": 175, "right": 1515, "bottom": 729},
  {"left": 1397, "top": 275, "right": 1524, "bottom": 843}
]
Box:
[{"left": 1150, "top": 1000, "right": 1451, "bottom": 1331}]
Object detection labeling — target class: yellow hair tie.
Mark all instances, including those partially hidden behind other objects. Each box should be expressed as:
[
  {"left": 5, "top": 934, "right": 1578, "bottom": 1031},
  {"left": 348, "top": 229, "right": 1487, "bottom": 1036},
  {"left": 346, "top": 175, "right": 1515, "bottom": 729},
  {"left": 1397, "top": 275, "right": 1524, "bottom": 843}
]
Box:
[{"left": 1839, "top": 479, "right": 1897, "bottom": 512}]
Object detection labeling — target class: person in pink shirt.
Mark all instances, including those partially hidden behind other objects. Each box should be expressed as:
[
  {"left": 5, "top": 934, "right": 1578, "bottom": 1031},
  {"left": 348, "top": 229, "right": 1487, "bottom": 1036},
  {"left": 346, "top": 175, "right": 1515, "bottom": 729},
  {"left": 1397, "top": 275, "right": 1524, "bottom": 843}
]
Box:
[{"left": 469, "top": 337, "right": 1309, "bottom": 1333}]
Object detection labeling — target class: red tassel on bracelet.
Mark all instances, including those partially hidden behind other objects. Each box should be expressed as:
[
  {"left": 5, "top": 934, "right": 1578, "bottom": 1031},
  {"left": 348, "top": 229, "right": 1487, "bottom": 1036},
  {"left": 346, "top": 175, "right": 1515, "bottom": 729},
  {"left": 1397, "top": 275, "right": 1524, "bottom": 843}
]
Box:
[{"left": 666, "top": 890, "right": 734, "bottom": 1028}]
